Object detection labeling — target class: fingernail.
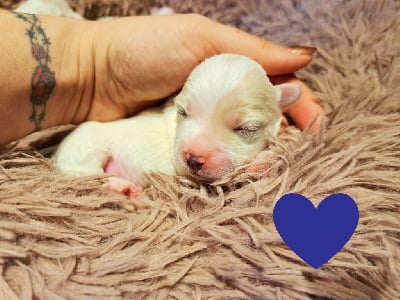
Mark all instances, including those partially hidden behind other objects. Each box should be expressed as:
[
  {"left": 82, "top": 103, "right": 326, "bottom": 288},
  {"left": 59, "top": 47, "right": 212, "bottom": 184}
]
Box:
[{"left": 289, "top": 46, "right": 317, "bottom": 56}]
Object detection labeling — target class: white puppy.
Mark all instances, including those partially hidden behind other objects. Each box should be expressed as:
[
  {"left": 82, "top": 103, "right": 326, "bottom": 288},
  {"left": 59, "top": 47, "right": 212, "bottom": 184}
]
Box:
[{"left": 54, "top": 54, "right": 301, "bottom": 196}]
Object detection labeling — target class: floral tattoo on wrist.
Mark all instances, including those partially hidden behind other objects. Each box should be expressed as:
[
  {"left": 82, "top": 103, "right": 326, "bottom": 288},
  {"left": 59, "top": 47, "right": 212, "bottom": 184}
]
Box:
[{"left": 14, "top": 12, "right": 56, "bottom": 131}]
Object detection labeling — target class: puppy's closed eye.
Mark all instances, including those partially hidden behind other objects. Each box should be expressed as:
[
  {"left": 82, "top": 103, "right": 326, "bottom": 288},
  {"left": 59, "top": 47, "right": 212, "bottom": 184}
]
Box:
[
  {"left": 234, "top": 124, "right": 262, "bottom": 139},
  {"left": 177, "top": 106, "right": 188, "bottom": 119}
]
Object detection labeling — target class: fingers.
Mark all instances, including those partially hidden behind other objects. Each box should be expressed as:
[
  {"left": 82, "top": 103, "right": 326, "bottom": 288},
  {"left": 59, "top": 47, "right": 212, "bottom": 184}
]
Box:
[
  {"left": 200, "top": 16, "right": 316, "bottom": 75},
  {"left": 271, "top": 74, "right": 324, "bottom": 134}
]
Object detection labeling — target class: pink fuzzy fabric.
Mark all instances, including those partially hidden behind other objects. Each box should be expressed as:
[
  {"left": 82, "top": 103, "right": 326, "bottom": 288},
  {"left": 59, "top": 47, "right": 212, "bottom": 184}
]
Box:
[{"left": 0, "top": 1, "right": 399, "bottom": 299}]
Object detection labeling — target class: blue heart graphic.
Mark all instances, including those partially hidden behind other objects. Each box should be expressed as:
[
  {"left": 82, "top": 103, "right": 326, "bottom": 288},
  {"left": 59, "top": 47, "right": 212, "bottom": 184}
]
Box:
[{"left": 273, "top": 193, "right": 359, "bottom": 269}]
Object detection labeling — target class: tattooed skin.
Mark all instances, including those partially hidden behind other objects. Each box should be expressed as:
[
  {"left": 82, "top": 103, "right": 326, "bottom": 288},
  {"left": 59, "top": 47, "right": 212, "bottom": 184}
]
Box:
[{"left": 14, "top": 12, "right": 56, "bottom": 131}]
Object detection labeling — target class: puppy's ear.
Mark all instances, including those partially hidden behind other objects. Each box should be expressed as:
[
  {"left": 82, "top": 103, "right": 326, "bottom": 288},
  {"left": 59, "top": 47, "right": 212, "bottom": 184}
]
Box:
[{"left": 274, "top": 83, "right": 302, "bottom": 110}]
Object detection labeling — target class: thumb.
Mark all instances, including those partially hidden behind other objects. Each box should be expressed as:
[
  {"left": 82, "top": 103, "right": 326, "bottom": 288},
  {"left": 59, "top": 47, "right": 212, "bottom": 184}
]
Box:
[{"left": 202, "top": 18, "right": 316, "bottom": 75}]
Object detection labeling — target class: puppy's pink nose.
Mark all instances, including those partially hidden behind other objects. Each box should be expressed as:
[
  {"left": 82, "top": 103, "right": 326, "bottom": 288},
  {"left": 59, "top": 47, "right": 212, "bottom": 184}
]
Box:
[{"left": 184, "top": 152, "right": 206, "bottom": 172}]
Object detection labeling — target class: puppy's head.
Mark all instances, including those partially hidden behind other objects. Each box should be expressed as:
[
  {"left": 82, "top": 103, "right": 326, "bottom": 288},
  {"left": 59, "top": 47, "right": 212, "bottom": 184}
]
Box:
[{"left": 173, "top": 54, "right": 300, "bottom": 182}]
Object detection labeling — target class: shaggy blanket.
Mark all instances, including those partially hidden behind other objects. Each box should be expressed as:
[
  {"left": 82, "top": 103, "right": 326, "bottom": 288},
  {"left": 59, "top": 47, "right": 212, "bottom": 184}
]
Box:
[{"left": 1, "top": 0, "right": 399, "bottom": 299}]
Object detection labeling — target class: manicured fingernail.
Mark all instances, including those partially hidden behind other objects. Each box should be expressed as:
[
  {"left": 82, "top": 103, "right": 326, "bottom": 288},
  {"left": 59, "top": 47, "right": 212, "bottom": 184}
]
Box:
[{"left": 289, "top": 46, "right": 317, "bottom": 56}]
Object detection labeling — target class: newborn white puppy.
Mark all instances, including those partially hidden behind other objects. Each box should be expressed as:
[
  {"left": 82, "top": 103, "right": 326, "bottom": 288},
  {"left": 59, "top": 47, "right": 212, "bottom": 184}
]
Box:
[{"left": 54, "top": 54, "right": 301, "bottom": 196}]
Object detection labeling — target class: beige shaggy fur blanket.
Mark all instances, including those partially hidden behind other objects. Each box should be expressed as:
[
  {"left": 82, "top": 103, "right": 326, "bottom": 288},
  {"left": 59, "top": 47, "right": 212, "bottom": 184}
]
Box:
[{"left": 0, "top": 0, "right": 399, "bottom": 299}]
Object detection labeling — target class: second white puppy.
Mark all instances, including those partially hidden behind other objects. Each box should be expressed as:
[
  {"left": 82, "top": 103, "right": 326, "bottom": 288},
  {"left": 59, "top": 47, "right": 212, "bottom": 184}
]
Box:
[{"left": 54, "top": 54, "right": 301, "bottom": 196}]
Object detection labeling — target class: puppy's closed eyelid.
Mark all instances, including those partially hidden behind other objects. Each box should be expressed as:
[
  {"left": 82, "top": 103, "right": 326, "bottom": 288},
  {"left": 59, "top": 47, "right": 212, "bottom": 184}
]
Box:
[
  {"left": 234, "top": 127, "right": 261, "bottom": 140},
  {"left": 234, "top": 126, "right": 260, "bottom": 133},
  {"left": 235, "top": 121, "right": 264, "bottom": 130}
]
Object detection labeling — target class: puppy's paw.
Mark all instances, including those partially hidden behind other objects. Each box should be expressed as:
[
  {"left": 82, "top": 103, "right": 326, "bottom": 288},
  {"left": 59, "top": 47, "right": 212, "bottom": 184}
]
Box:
[
  {"left": 246, "top": 150, "right": 274, "bottom": 173},
  {"left": 103, "top": 177, "right": 142, "bottom": 198}
]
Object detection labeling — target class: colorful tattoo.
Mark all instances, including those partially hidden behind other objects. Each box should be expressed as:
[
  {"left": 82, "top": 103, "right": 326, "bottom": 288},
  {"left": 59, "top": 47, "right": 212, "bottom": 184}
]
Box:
[{"left": 14, "top": 12, "right": 56, "bottom": 131}]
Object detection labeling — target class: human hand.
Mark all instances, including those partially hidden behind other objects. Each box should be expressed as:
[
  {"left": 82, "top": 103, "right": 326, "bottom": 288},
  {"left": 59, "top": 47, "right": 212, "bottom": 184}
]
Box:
[{"left": 81, "top": 14, "right": 323, "bottom": 133}]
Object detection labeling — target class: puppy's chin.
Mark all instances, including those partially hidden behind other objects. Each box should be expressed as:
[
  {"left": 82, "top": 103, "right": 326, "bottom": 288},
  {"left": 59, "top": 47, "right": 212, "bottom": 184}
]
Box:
[
  {"left": 174, "top": 155, "right": 235, "bottom": 183},
  {"left": 178, "top": 165, "right": 235, "bottom": 183},
  {"left": 200, "top": 166, "right": 237, "bottom": 182}
]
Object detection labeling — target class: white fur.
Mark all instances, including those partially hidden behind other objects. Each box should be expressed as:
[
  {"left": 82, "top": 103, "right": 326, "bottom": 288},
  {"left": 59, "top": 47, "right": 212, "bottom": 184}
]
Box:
[
  {"left": 54, "top": 103, "right": 177, "bottom": 185},
  {"left": 54, "top": 54, "right": 301, "bottom": 187},
  {"left": 15, "top": 0, "right": 83, "bottom": 19},
  {"left": 150, "top": 7, "right": 175, "bottom": 16}
]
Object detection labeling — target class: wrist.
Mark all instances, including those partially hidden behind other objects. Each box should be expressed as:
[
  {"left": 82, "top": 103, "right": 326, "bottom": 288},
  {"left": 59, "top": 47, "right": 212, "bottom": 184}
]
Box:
[
  {"left": 0, "top": 11, "right": 97, "bottom": 144},
  {"left": 44, "top": 17, "right": 97, "bottom": 126}
]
